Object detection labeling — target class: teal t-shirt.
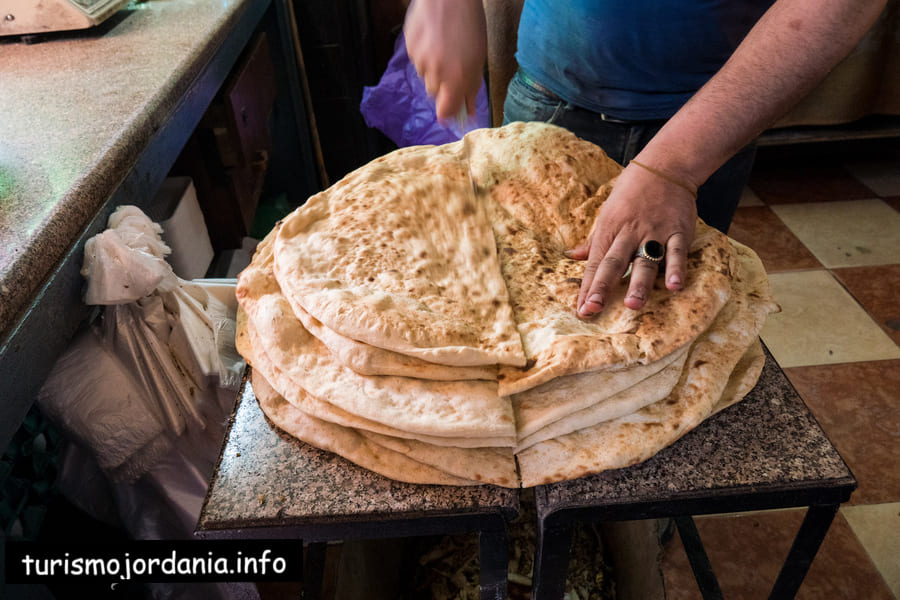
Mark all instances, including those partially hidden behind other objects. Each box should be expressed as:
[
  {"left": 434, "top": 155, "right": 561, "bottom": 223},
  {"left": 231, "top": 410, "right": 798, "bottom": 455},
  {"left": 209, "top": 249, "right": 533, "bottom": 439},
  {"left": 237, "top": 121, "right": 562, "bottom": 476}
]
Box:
[{"left": 515, "top": 0, "right": 774, "bottom": 120}]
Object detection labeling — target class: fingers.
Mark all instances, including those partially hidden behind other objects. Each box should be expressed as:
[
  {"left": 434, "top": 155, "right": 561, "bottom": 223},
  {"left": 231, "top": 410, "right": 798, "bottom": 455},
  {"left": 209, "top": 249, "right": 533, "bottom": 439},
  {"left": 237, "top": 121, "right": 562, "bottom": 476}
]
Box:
[
  {"left": 663, "top": 232, "right": 688, "bottom": 290},
  {"left": 624, "top": 254, "right": 660, "bottom": 310},
  {"left": 577, "top": 235, "right": 633, "bottom": 318},
  {"left": 577, "top": 232, "right": 691, "bottom": 318}
]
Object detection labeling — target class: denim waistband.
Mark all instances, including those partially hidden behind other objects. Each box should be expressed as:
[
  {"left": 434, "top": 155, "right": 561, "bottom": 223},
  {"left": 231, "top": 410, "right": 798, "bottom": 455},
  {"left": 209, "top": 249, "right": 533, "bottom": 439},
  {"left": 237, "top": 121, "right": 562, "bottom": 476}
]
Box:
[{"left": 515, "top": 68, "right": 637, "bottom": 125}]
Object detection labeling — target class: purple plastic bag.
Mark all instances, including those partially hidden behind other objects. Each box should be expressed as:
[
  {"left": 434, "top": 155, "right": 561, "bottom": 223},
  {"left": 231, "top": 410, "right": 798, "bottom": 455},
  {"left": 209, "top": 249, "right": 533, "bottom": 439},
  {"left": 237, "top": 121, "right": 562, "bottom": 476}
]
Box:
[{"left": 360, "top": 32, "right": 490, "bottom": 148}]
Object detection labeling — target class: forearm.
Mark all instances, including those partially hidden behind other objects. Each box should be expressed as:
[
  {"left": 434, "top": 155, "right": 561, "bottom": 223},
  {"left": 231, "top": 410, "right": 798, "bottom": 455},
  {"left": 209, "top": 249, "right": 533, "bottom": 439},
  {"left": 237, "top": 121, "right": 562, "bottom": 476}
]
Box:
[{"left": 636, "top": 0, "right": 888, "bottom": 186}]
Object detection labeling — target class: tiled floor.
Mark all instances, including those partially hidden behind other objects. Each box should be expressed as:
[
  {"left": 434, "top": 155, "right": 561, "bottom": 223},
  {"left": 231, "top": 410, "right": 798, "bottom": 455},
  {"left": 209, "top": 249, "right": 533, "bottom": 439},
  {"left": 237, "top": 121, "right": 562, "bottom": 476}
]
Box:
[{"left": 660, "top": 138, "right": 900, "bottom": 599}]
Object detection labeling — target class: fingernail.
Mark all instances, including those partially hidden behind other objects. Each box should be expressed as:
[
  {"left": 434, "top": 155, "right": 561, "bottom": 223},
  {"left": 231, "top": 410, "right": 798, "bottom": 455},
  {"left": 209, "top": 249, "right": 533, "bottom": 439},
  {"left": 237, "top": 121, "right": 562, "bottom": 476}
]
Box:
[
  {"left": 627, "top": 291, "right": 645, "bottom": 302},
  {"left": 563, "top": 249, "right": 575, "bottom": 258},
  {"left": 668, "top": 274, "right": 681, "bottom": 287},
  {"left": 578, "top": 294, "right": 603, "bottom": 317}
]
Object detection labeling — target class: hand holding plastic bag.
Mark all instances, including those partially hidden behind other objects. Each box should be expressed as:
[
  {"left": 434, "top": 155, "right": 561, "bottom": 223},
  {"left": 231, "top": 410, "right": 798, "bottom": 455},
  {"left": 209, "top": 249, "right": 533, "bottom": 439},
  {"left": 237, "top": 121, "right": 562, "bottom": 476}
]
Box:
[{"left": 360, "top": 31, "right": 490, "bottom": 148}]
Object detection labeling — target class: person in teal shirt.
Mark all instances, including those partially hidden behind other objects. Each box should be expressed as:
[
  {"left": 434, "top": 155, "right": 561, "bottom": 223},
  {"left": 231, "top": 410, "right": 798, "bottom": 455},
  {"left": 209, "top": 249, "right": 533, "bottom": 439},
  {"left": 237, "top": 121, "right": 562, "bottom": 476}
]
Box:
[{"left": 405, "top": 0, "right": 886, "bottom": 318}]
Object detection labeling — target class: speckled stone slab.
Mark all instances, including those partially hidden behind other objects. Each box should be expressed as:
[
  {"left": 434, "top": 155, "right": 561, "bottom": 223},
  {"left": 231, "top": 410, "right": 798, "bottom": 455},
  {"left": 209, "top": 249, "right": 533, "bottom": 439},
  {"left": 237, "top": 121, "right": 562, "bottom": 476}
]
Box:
[
  {"left": 197, "top": 378, "right": 519, "bottom": 538},
  {"left": 534, "top": 349, "right": 855, "bottom": 517}
]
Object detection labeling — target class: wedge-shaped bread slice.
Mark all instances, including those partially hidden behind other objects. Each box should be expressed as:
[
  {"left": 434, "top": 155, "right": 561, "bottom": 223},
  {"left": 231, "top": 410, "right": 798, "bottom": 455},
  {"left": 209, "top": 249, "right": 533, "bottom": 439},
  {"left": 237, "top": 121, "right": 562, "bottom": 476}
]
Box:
[{"left": 273, "top": 144, "right": 526, "bottom": 367}]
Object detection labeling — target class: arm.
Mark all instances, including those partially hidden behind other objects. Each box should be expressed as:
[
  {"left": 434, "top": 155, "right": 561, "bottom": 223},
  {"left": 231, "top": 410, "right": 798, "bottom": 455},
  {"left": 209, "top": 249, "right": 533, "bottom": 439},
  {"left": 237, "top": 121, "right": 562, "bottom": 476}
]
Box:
[
  {"left": 404, "top": 0, "right": 487, "bottom": 120},
  {"left": 575, "top": 0, "right": 888, "bottom": 318}
]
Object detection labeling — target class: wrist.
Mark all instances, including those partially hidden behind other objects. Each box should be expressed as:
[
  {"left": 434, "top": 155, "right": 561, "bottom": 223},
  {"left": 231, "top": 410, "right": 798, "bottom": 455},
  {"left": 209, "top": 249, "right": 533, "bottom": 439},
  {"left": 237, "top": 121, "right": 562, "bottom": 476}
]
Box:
[{"left": 627, "top": 160, "right": 698, "bottom": 200}]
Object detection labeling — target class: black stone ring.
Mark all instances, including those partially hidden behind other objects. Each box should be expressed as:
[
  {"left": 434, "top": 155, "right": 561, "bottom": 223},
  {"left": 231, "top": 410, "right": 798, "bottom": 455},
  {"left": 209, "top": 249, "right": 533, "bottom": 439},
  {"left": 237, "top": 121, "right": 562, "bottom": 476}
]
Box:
[{"left": 635, "top": 240, "right": 666, "bottom": 264}]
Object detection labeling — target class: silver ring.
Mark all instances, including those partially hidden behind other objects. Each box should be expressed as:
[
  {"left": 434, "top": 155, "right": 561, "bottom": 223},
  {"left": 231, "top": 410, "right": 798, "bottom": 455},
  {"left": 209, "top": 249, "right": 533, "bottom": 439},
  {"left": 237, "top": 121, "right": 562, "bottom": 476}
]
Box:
[{"left": 635, "top": 240, "right": 666, "bottom": 264}]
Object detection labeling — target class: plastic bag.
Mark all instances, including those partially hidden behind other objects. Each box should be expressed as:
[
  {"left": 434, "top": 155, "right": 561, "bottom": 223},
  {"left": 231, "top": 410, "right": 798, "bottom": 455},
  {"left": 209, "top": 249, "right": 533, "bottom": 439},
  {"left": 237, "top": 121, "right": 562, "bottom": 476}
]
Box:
[
  {"left": 40, "top": 205, "right": 242, "bottom": 482},
  {"left": 38, "top": 205, "right": 251, "bottom": 599},
  {"left": 360, "top": 31, "right": 490, "bottom": 147}
]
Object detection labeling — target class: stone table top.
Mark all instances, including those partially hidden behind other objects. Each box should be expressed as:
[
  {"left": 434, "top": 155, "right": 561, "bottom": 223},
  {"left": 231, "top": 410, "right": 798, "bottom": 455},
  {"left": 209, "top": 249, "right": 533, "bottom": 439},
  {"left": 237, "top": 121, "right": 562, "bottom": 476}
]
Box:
[
  {"left": 0, "top": 0, "right": 258, "bottom": 337},
  {"left": 196, "top": 378, "right": 521, "bottom": 539},
  {"left": 534, "top": 349, "right": 856, "bottom": 519},
  {"left": 197, "top": 349, "right": 853, "bottom": 540}
]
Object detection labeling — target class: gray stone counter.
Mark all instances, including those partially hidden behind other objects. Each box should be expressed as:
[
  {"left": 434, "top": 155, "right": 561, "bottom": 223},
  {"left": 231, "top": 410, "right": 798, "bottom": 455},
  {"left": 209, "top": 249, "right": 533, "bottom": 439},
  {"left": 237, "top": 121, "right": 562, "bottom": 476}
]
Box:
[
  {"left": 0, "top": 0, "right": 258, "bottom": 335},
  {"left": 0, "top": 0, "right": 277, "bottom": 451}
]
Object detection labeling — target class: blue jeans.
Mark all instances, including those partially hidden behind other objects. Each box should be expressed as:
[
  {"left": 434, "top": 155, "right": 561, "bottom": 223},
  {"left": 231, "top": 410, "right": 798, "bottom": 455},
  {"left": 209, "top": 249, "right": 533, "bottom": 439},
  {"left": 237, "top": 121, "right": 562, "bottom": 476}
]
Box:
[{"left": 502, "top": 69, "right": 756, "bottom": 233}]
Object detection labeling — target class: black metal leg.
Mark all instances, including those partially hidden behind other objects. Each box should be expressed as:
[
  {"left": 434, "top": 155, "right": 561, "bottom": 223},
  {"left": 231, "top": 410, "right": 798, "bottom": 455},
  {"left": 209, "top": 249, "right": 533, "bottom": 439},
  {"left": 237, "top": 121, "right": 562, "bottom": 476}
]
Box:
[
  {"left": 302, "top": 542, "right": 327, "bottom": 600},
  {"left": 768, "top": 504, "right": 839, "bottom": 600},
  {"left": 531, "top": 516, "right": 574, "bottom": 600},
  {"left": 479, "top": 523, "right": 509, "bottom": 600},
  {"left": 675, "top": 516, "right": 724, "bottom": 600}
]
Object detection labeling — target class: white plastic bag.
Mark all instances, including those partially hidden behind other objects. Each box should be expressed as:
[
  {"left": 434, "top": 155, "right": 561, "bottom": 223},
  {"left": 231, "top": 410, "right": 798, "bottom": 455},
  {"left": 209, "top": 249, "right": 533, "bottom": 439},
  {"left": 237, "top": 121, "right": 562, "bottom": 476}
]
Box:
[{"left": 39, "top": 205, "right": 250, "bottom": 599}]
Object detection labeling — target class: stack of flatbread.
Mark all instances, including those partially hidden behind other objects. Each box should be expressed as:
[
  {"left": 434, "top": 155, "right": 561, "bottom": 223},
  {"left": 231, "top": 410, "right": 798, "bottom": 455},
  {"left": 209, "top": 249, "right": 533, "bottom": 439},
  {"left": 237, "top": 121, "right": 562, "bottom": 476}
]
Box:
[{"left": 235, "top": 122, "right": 778, "bottom": 488}]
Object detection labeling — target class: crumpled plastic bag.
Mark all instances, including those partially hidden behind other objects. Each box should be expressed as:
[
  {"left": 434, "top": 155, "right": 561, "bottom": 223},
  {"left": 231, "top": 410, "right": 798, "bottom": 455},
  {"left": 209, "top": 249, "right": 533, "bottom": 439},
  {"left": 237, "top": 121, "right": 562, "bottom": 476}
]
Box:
[
  {"left": 40, "top": 205, "right": 243, "bottom": 483},
  {"left": 360, "top": 31, "right": 490, "bottom": 147},
  {"left": 38, "top": 206, "right": 251, "bottom": 599}
]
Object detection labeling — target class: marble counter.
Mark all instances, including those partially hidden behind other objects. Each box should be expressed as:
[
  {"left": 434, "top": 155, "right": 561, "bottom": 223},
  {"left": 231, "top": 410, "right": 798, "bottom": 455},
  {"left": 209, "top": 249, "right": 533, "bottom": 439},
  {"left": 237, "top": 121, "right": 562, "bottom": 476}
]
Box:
[
  {"left": 0, "top": 0, "right": 260, "bottom": 335},
  {"left": 0, "top": 0, "right": 278, "bottom": 450}
]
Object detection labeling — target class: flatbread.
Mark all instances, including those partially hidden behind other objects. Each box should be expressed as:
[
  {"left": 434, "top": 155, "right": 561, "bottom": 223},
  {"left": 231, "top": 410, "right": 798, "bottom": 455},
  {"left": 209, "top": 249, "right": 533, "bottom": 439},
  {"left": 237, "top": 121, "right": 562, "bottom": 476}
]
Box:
[
  {"left": 252, "top": 368, "right": 517, "bottom": 487},
  {"left": 236, "top": 231, "right": 517, "bottom": 440},
  {"left": 251, "top": 370, "right": 481, "bottom": 486},
  {"left": 512, "top": 344, "right": 689, "bottom": 443},
  {"left": 239, "top": 314, "right": 516, "bottom": 448},
  {"left": 448, "top": 123, "right": 736, "bottom": 395},
  {"left": 273, "top": 144, "right": 526, "bottom": 367},
  {"left": 516, "top": 239, "right": 777, "bottom": 487},
  {"left": 233, "top": 122, "right": 778, "bottom": 488},
  {"left": 293, "top": 302, "right": 497, "bottom": 381},
  {"left": 711, "top": 338, "right": 766, "bottom": 416},
  {"left": 514, "top": 347, "right": 689, "bottom": 451}
]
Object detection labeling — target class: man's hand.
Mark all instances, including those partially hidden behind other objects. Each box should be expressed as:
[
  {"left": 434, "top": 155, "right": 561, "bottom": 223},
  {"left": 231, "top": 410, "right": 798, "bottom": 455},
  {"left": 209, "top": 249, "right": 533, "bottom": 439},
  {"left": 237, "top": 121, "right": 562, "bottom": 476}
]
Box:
[
  {"left": 404, "top": 0, "right": 487, "bottom": 121},
  {"left": 571, "top": 162, "right": 698, "bottom": 318}
]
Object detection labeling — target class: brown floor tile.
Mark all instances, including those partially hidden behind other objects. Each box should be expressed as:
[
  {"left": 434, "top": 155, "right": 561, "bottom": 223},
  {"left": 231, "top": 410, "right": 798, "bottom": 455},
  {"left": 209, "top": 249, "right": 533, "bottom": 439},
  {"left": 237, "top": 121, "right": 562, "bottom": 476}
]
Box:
[
  {"left": 749, "top": 156, "right": 876, "bottom": 205},
  {"left": 661, "top": 510, "right": 894, "bottom": 600},
  {"left": 833, "top": 265, "right": 900, "bottom": 344},
  {"left": 727, "top": 206, "right": 821, "bottom": 272},
  {"left": 784, "top": 360, "right": 900, "bottom": 505}
]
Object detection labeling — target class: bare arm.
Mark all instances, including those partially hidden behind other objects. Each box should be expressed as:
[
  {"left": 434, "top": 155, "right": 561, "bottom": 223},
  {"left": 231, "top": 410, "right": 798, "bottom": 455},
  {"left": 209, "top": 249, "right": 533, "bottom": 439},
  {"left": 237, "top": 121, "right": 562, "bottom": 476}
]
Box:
[{"left": 576, "top": 0, "right": 888, "bottom": 318}]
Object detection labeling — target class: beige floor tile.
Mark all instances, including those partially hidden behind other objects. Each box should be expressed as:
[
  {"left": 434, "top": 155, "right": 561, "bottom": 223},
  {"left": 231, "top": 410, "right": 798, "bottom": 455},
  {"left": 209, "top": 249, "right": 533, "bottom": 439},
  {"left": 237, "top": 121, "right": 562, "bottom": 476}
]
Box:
[
  {"left": 760, "top": 270, "right": 900, "bottom": 368},
  {"left": 845, "top": 158, "right": 900, "bottom": 198},
  {"left": 841, "top": 503, "right": 900, "bottom": 597},
  {"left": 738, "top": 186, "right": 765, "bottom": 207},
  {"left": 771, "top": 199, "right": 900, "bottom": 268}
]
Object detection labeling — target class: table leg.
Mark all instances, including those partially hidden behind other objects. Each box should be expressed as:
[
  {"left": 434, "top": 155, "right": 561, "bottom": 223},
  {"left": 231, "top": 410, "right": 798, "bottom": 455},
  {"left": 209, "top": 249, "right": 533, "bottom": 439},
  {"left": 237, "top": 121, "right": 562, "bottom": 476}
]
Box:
[
  {"left": 675, "top": 516, "right": 724, "bottom": 600},
  {"left": 531, "top": 516, "right": 574, "bottom": 600},
  {"left": 303, "top": 542, "right": 327, "bottom": 600},
  {"left": 768, "top": 504, "right": 839, "bottom": 600},
  {"left": 479, "top": 524, "right": 509, "bottom": 600}
]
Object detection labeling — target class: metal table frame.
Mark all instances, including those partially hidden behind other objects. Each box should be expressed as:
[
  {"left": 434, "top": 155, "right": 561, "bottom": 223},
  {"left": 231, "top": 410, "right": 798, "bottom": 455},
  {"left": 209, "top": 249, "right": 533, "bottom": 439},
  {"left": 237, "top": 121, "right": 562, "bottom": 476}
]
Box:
[{"left": 530, "top": 350, "right": 856, "bottom": 600}]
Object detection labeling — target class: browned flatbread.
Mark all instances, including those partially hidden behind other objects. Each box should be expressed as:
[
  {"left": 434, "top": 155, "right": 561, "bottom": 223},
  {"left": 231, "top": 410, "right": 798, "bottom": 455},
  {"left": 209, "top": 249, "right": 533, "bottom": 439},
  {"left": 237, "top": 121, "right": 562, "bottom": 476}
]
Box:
[
  {"left": 441, "top": 123, "right": 735, "bottom": 395},
  {"left": 272, "top": 144, "right": 526, "bottom": 367},
  {"left": 236, "top": 232, "right": 517, "bottom": 440},
  {"left": 233, "top": 122, "right": 777, "bottom": 488},
  {"left": 251, "top": 369, "right": 483, "bottom": 486},
  {"left": 516, "top": 239, "right": 777, "bottom": 487},
  {"left": 238, "top": 312, "right": 516, "bottom": 448}
]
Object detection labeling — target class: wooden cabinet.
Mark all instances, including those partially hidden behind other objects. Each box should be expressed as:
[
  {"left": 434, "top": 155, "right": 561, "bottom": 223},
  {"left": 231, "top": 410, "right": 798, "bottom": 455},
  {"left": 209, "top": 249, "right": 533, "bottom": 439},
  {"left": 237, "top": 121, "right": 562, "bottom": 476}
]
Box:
[{"left": 173, "top": 32, "right": 277, "bottom": 251}]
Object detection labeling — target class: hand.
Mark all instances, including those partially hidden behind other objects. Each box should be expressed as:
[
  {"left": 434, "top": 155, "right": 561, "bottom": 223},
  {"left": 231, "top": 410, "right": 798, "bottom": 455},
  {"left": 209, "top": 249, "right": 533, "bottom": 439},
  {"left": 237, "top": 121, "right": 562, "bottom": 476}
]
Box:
[
  {"left": 404, "top": 0, "right": 487, "bottom": 121},
  {"left": 569, "top": 162, "right": 699, "bottom": 318}
]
